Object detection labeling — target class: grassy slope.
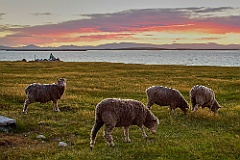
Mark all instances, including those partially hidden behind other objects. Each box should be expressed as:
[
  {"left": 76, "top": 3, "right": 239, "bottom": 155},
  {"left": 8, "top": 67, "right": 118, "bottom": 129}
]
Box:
[{"left": 0, "top": 62, "right": 239, "bottom": 159}]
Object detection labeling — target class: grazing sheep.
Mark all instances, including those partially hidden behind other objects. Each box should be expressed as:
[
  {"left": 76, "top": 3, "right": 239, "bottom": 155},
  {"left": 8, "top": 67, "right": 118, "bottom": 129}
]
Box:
[
  {"left": 90, "top": 98, "right": 159, "bottom": 149},
  {"left": 190, "top": 85, "right": 221, "bottom": 113},
  {"left": 23, "top": 78, "right": 66, "bottom": 114},
  {"left": 146, "top": 86, "right": 189, "bottom": 115}
]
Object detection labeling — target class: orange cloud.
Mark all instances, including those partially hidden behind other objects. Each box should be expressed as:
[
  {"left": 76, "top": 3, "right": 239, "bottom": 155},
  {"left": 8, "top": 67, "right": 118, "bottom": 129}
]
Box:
[
  {"left": 78, "top": 33, "right": 135, "bottom": 41},
  {"left": 1, "top": 8, "right": 240, "bottom": 46}
]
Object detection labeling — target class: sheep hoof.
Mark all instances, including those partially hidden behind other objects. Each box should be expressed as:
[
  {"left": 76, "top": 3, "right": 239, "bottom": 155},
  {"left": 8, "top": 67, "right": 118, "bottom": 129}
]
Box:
[
  {"left": 54, "top": 109, "right": 60, "bottom": 112},
  {"left": 109, "top": 142, "right": 115, "bottom": 147},
  {"left": 90, "top": 145, "right": 94, "bottom": 150},
  {"left": 22, "top": 111, "right": 27, "bottom": 114}
]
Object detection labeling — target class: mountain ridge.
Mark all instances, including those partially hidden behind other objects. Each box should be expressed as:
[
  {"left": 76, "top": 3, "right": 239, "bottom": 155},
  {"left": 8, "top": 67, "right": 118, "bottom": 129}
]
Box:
[{"left": 1, "top": 42, "right": 240, "bottom": 50}]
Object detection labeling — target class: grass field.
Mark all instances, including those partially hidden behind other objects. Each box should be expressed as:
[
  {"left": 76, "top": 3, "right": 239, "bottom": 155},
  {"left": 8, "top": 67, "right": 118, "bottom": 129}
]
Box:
[{"left": 0, "top": 61, "right": 240, "bottom": 159}]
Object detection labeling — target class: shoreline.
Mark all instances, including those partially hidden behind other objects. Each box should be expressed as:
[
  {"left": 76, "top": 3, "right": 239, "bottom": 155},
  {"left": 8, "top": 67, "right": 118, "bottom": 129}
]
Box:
[
  {"left": 1, "top": 48, "right": 240, "bottom": 51},
  {"left": 1, "top": 50, "right": 239, "bottom": 67},
  {"left": 0, "top": 61, "right": 239, "bottom": 68}
]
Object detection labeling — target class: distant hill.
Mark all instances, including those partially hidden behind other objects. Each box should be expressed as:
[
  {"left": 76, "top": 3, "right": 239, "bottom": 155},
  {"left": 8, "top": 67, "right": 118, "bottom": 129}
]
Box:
[
  {"left": 1, "top": 42, "right": 240, "bottom": 51},
  {"left": 91, "top": 42, "right": 240, "bottom": 50}
]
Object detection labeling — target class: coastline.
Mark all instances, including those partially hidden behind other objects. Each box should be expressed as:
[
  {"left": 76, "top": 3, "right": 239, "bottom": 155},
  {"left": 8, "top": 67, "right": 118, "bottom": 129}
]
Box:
[
  {"left": 0, "top": 50, "right": 239, "bottom": 66},
  {"left": 1, "top": 48, "right": 240, "bottom": 51}
]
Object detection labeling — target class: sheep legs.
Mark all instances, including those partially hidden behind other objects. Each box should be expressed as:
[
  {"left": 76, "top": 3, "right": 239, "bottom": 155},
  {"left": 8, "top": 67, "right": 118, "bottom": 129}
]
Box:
[
  {"left": 192, "top": 104, "right": 199, "bottom": 112},
  {"left": 146, "top": 101, "right": 154, "bottom": 109},
  {"left": 53, "top": 101, "right": 60, "bottom": 112},
  {"left": 124, "top": 126, "right": 131, "bottom": 142},
  {"left": 23, "top": 99, "right": 60, "bottom": 113},
  {"left": 90, "top": 120, "right": 104, "bottom": 150},
  {"left": 170, "top": 106, "right": 177, "bottom": 116},
  {"left": 140, "top": 126, "right": 148, "bottom": 138},
  {"left": 23, "top": 99, "right": 31, "bottom": 114},
  {"left": 104, "top": 125, "right": 115, "bottom": 147},
  {"left": 124, "top": 126, "right": 147, "bottom": 143},
  {"left": 191, "top": 97, "right": 197, "bottom": 111}
]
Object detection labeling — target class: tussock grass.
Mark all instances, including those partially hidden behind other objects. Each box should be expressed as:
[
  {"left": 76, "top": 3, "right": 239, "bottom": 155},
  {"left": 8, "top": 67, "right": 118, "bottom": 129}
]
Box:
[{"left": 0, "top": 62, "right": 240, "bottom": 159}]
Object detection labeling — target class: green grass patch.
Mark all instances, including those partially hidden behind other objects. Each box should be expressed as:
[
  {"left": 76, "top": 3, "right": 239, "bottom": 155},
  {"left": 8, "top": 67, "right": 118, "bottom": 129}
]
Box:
[{"left": 0, "top": 62, "right": 239, "bottom": 159}]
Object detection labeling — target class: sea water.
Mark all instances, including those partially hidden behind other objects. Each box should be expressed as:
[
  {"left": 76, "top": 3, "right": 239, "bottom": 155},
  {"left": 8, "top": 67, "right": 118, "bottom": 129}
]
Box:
[{"left": 0, "top": 50, "right": 239, "bottom": 66}]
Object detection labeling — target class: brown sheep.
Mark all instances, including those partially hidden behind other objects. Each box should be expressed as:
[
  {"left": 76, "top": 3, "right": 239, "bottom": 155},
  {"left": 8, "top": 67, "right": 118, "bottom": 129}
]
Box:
[
  {"left": 23, "top": 78, "right": 66, "bottom": 114},
  {"left": 190, "top": 85, "right": 221, "bottom": 113},
  {"left": 90, "top": 98, "right": 159, "bottom": 149},
  {"left": 146, "top": 86, "right": 189, "bottom": 115}
]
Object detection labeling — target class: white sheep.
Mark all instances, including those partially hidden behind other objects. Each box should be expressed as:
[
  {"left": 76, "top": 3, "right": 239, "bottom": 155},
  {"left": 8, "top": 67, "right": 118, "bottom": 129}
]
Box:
[
  {"left": 190, "top": 85, "right": 221, "bottom": 113},
  {"left": 23, "top": 78, "right": 66, "bottom": 114},
  {"left": 90, "top": 98, "right": 159, "bottom": 149},
  {"left": 146, "top": 86, "right": 189, "bottom": 115}
]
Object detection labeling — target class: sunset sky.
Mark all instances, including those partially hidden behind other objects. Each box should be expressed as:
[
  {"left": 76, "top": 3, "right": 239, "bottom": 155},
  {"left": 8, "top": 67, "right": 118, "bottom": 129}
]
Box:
[{"left": 1, "top": 0, "right": 240, "bottom": 47}]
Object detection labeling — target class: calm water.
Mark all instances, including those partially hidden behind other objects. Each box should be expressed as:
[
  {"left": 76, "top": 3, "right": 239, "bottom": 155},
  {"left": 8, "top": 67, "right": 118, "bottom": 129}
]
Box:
[{"left": 0, "top": 50, "right": 239, "bottom": 66}]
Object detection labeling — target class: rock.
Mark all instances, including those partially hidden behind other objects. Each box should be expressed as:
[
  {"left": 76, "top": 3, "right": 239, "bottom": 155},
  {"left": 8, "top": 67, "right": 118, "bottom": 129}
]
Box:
[
  {"left": 38, "top": 121, "right": 45, "bottom": 125},
  {"left": 58, "top": 141, "right": 67, "bottom": 147},
  {"left": 0, "top": 116, "right": 16, "bottom": 132},
  {"left": 0, "top": 116, "right": 16, "bottom": 127},
  {"left": 36, "top": 135, "right": 46, "bottom": 139}
]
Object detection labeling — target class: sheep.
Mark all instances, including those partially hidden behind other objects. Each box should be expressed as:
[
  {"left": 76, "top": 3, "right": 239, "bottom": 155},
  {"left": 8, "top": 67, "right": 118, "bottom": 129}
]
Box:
[
  {"left": 146, "top": 86, "right": 189, "bottom": 115},
  {"left": 90, "top": 98, "right": 159, "bottom": 149},
  {"left": 23, "top": 78, "right": 66, "bottom": 114},
  {"left": 190, "top": 85, "right": 221, "bottom": 113}
]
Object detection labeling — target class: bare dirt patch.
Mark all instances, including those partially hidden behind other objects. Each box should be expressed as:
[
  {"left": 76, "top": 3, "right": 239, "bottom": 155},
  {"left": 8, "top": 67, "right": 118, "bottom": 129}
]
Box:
[{"left": 0, "top": 134, "right": 26, "bottom": 147}]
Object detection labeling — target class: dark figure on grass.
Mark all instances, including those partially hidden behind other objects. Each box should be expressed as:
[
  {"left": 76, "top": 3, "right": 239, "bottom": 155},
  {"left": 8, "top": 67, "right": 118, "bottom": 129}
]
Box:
[
  {"left": 190, "top": 85, "right": 221, "bottom": 113},
  {"left": 90, "top": 98, "right": 159, "bottom": 149},
  {"left": 146, "top": 86, "right": 189, "bottom": 115},
  {"left": 23, "top": 78, "right": 66, "bottom": 114}
]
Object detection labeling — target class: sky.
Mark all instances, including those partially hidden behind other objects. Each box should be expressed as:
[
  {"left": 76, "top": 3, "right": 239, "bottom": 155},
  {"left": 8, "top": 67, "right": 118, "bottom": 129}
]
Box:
[{"left": 1, "top": 0, "right": 240, "bottom": 47}]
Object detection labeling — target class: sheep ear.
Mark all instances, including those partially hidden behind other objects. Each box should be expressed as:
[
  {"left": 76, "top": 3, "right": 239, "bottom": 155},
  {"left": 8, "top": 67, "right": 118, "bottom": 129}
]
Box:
[{"left": 218, "top": 106, "right": 222, "bottom": 108}]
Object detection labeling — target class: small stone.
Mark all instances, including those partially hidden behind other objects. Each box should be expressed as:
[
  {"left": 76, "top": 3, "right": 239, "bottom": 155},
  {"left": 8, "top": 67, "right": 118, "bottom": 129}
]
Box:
[
  {"left": 52, "top": 138, "right": 61, "bottom": 142},
  {"left": 38, "top": 121, "right": 45, "bottom": 125},
  {"left": 36, "top": 135, "right": 46, "bottom": 139},
  {"left": 58, "top": 141, "right": 67, "bottom": 147}
]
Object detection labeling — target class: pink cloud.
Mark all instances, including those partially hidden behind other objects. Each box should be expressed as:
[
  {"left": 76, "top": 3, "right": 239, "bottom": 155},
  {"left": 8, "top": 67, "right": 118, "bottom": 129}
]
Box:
[
  {"left": 1, "top": 8, "right": 240, "bottom": 46},
  {"left": 198, "top": 37, "right": 221, "bottom": 41},
  {"left": 78, "top": 33, "right": 135, "bottom": 41}
]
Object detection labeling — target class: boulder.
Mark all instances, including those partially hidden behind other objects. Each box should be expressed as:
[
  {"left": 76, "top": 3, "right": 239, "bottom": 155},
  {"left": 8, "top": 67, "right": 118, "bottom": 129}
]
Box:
[{"left": 0, "top": 116, "right": 16, "bottom": 132}]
